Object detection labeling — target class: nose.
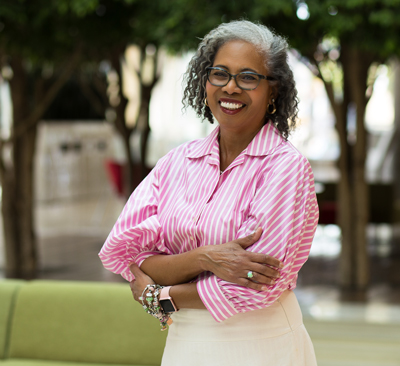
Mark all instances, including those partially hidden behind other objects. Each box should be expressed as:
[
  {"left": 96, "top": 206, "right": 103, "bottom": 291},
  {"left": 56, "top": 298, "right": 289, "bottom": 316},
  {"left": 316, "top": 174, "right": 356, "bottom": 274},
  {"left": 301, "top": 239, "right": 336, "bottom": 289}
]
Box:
[{"left": 221, "top": 77, "right": 242, "bottom": 94}]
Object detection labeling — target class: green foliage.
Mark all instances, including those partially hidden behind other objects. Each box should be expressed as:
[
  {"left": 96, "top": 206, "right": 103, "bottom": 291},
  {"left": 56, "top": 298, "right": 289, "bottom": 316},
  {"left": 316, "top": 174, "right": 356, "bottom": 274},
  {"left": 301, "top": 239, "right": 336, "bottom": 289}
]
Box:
[{"left": 1, "top": 0, "right": 400, "bottom": 79}]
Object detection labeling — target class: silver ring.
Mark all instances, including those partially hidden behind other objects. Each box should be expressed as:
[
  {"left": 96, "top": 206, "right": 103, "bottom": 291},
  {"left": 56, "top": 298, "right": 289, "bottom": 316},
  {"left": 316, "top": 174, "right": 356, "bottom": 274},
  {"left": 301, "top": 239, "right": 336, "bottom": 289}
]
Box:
[{"left": 246, "top": 271, "right": 254, "bottom": 279}]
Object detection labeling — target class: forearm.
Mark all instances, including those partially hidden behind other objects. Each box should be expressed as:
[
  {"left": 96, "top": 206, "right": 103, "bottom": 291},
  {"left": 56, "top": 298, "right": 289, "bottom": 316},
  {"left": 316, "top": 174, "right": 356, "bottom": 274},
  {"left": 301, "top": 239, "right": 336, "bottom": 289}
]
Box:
[
  {"left": 140, "top": 246, "right": 209, "bottom": 286},
  {"left": 170, "top": 282, "right": 206, "bottom": 309}
]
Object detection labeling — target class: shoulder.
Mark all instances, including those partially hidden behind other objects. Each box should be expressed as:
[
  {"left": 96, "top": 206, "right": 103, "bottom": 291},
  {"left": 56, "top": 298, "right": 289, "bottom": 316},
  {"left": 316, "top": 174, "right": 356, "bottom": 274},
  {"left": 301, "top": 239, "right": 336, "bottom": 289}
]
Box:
[
  {"left": 152, "top": 134, "right": 213, "bottom": 172},
  {"left": 270, "top": 139, "right": 311, "bottom": 169},
  {"left": 257, "top": 139, "right": 313, "bottom": 185}
]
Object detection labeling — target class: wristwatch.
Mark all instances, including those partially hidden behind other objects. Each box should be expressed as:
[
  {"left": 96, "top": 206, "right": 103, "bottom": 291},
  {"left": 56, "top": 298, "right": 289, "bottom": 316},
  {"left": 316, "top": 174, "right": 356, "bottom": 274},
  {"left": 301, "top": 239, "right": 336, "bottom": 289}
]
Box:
[{"left": 159, "top": 286, "right": 179, "bottom": 313}]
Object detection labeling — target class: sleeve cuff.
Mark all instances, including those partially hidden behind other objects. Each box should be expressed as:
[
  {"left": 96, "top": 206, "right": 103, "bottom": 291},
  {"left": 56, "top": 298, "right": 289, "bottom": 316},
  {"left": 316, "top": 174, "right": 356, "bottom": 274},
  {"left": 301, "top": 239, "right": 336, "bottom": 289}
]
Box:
[
  {"left": 121, "top": 251, "right": 161, "bottom": 283},
  {"left": 133, "top": 251, "right": 162, "bottom": 267},
  {"left": 197, "top": 275, "right": 238, "bottom": 322}
]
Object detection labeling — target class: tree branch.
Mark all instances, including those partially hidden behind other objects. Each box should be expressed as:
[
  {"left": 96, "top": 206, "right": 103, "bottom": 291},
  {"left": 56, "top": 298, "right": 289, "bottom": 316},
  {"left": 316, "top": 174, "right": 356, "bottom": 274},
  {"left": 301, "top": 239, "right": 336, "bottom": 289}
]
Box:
[
  {"left": 78, "top": 74, "right": 106, "bottom": 117},
  {"left": 2, "top": 43, "right": 83, "bottom": 144}
]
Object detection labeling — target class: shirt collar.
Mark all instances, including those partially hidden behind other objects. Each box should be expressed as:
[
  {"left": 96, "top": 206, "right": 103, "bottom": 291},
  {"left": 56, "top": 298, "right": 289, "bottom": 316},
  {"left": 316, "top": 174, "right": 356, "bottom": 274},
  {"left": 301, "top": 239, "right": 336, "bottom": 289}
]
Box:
[
  {"left": 185, "top": 122, "right": 283, "bottom": 159},
  {"left": 185, "top": 126, "right": 219, "bottom": 158},
  {"left": 244, "top": 122, "right": 284, "bottom": 157}
]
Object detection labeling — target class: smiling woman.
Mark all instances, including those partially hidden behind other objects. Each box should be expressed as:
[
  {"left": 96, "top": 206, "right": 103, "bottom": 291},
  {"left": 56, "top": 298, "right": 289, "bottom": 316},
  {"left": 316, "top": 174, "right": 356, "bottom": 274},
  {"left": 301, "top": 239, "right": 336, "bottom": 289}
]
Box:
[
  {"left": 205, "top": 40, "right": 273, "bottom": 159},
  {"left": 99, "top": 20, "right": 318, "bottom": 366}
]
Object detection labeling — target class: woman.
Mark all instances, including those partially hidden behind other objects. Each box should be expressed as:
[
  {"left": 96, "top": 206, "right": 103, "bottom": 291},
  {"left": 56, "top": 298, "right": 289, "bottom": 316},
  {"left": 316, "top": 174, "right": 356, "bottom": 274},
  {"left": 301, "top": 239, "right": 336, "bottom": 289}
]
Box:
[{"left": 99, "top": 20, "right": 319, "bottom": 366}]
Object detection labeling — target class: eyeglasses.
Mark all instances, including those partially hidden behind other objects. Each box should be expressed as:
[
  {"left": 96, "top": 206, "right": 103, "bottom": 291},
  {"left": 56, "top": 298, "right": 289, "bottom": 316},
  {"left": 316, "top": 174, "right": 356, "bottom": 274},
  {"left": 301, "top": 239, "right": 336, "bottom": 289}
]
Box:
[{"left": 206, "top": 67, "right": 275, "bottom": 90}]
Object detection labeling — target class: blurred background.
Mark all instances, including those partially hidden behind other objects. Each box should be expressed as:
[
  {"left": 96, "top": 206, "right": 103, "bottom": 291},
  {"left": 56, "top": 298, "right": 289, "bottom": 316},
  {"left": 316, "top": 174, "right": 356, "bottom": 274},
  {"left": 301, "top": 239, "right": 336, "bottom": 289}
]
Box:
[{"left": 1, "top": 0, "right": 400, "bottom": 364}]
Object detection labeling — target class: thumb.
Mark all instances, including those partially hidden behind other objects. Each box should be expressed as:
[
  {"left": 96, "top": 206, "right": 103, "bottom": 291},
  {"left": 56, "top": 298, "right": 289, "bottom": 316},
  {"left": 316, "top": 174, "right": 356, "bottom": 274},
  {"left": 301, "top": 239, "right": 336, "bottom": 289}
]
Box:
[
  {"left": 237, "top": 227, "right": 263, "bottom": 249},
  {"left": 129, "top": 263, "right": 141, "bottom": 276}
]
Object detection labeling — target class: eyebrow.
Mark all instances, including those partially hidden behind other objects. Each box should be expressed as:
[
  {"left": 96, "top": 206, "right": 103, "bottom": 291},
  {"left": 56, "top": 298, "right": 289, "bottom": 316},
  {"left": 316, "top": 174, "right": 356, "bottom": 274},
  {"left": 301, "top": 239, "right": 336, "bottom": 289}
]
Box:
[{"left": 213, "top": 64, "right": 261, "bottom": 74}]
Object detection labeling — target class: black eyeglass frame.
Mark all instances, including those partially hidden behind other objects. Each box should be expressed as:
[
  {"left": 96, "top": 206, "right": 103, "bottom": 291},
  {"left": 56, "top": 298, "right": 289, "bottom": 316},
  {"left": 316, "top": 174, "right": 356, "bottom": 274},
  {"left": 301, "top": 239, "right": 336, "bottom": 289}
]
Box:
[{"left": 206, "top": 67, "right": 275, "bottom": 90}]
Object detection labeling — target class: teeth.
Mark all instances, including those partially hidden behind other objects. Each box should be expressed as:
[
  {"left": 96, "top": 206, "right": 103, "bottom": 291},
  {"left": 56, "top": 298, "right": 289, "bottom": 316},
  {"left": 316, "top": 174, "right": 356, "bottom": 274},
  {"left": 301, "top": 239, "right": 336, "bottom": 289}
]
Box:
[{"left": 220, "top": 101, "right": 244, "bottom": 110}]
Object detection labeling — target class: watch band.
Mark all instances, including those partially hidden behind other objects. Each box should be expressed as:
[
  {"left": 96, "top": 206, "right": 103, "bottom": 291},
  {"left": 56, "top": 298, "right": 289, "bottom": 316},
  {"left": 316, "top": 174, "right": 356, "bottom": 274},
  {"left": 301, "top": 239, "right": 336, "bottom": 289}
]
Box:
[{"left": 159, "top": 286, "right": 179, "bottom": 313}]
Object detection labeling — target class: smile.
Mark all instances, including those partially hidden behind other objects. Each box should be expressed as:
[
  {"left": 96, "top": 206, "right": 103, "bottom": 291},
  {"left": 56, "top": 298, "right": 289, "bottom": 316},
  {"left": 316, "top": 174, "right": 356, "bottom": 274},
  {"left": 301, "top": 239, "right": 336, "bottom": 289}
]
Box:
[{"left": 219, "top": 101, "right": 245, "bottom": 110}]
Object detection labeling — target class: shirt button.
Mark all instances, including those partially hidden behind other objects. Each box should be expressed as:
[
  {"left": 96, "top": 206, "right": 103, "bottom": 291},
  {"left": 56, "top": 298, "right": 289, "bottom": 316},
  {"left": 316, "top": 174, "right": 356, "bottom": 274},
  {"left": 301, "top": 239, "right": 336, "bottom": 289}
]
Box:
[{"left": 190, "top": 236, "right": 194, "bottom": 240}]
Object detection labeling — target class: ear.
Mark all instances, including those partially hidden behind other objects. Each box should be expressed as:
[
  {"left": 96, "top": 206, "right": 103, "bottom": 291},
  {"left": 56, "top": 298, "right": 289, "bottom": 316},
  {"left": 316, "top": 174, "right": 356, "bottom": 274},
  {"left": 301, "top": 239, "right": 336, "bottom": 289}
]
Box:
[{"left": 269, "top": 86, "right": 278, "bottom": 103}]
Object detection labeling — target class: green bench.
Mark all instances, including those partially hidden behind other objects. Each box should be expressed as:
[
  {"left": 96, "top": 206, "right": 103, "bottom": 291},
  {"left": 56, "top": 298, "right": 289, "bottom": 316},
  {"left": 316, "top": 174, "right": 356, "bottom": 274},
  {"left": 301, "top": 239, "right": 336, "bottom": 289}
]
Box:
[{"left": 0, "top": 280, "right": 167, "bottom": 366}]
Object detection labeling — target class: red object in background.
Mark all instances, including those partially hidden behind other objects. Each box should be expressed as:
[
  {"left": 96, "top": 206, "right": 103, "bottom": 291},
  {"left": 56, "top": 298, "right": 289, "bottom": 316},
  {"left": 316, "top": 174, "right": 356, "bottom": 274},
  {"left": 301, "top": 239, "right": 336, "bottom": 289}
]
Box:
[
  {"left": 105, "top": 160, "right": 124, "bottom": 196},
  {"left": 318, "top": 201, "right": 337, "bottom": 225}
]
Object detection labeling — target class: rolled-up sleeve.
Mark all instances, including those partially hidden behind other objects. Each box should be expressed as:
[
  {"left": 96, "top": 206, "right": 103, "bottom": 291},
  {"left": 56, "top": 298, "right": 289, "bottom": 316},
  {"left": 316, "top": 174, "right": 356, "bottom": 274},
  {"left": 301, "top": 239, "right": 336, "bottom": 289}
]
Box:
[
  {"left": 197, "top": 155, "right": 319, "bottom": 322},
  {"left": 99, "top": 156, "right": 172, "bottom": 282}
]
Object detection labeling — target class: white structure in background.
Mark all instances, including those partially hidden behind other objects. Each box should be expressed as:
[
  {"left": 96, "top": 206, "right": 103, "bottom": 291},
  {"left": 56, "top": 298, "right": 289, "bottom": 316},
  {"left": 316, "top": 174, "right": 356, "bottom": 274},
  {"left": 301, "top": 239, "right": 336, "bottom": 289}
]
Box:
[
  {"left": 0, "top": 77, "right": 12, "bottom": 140},
  {"left": 34, "top": 122, "right": 118, "bottom": 202},
  {"left": 147, "top": 52, "right": 215, "bottom": 166},
  {"left": 365, "top": 65, "right": 396, "bottom": 183}
]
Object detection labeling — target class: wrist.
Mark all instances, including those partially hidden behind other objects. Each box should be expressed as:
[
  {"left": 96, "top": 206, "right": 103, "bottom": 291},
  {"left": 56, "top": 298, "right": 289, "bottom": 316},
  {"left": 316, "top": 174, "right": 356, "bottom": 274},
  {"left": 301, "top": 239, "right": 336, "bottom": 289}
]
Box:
[
  {"left": 159, "top": 286, "right": 179, "bottom": 312},
  {"left": 196, "top": 246, "right": 212, "bottom": 272}
]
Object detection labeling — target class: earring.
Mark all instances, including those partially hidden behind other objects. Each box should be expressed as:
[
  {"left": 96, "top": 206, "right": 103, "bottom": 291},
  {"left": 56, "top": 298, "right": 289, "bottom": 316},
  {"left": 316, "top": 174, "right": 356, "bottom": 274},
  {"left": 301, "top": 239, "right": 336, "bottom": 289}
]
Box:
[
  {"left": 204, "top": 98, "right": 209, "bottom": 107},
  {"left": 267, "top": 98, "right": 276, "bottom": 114}
]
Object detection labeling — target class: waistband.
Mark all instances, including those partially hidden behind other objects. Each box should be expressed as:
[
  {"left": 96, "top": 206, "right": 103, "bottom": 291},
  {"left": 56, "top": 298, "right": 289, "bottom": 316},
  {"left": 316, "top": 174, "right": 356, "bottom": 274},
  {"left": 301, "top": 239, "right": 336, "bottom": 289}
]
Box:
[{"left": 168, "top": 290, "right": 303, "bottom": 341}]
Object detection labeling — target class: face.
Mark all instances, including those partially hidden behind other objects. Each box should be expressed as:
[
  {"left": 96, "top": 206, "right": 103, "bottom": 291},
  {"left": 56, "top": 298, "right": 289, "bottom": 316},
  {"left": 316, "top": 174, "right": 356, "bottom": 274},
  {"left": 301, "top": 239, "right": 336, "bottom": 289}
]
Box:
[{"left": 206, "top": 40, "right": 275, "bottom": 134}]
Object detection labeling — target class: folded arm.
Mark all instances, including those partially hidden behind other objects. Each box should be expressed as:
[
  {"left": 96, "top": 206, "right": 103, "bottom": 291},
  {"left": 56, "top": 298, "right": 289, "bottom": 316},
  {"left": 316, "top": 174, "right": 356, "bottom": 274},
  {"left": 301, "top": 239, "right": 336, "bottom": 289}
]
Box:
[{"left": 197, "top": 155, "right": 319, "bottom": 322}]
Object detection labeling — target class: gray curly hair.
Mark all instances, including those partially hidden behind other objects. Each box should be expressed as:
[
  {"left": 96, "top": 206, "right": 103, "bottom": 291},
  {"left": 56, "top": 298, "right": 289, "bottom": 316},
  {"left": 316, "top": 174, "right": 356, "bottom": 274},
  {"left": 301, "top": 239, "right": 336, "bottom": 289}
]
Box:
[{"left": 182, "top": 20, "right": 298, "bottom": 139}]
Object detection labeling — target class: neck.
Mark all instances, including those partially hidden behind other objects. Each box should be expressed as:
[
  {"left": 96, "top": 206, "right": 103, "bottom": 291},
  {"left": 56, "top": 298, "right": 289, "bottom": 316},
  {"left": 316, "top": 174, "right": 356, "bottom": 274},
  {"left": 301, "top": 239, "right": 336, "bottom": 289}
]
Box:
[{"left": 219, "top": 124, "right": 263, "bottom": 171}]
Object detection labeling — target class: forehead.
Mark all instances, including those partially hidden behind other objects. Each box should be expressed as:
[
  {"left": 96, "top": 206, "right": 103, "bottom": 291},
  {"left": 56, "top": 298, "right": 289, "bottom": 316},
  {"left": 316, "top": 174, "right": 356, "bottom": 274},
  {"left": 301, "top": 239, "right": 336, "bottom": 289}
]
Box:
[{"left": 213, "top": 40, "right": 267, "bottom": 73}]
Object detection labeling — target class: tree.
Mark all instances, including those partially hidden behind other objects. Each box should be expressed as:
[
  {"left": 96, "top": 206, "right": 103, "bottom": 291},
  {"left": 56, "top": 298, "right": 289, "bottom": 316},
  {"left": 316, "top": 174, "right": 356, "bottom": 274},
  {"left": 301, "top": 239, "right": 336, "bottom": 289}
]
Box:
[
  {"left": 74, "top": 0, "right": 253, "bottom": 191},
  {"left": 251, "top": 0, "right": 400, "bottom": 290},
  {"left": 0, "top": 0, "right": 248, "bottom": 278},
  {"left": 0, "top": 0, "right": 98, "bottom": 278}
]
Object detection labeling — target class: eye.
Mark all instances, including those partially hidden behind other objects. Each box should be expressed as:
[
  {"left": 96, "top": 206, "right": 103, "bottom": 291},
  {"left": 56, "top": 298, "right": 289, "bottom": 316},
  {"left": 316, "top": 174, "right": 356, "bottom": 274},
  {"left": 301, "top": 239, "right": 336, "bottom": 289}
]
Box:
[
  {"left": 239, "top": 73, "right": 258, "bottom": 81},
  {"left": 211, "top": 70, "right": 228, "bottom": 77}
]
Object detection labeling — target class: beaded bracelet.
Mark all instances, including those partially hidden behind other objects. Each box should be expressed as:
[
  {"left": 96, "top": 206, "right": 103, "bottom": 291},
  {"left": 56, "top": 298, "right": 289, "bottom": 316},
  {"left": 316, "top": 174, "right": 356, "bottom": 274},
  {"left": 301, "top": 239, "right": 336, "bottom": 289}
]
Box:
[{"left": 139, "top": 284, "right": 171, "bottom": 331}]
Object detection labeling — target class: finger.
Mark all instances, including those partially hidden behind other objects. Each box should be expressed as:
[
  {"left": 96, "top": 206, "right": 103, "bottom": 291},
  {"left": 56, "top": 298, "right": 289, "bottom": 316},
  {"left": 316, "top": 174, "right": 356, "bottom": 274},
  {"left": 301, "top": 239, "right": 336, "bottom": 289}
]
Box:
[
  {"left": 251, "top": 263, "right": 281, "bottom": 278},
  {"left": 250, "top": 252, "right": 283, "bottom": 269},
  {"left": 236, "top": 227, "right": 263, "bottom": 249},
  {"left": 264, "top": 255, "right": 283, "bottom": 269},
  {"left": 245, "top": 271, "right": 276, "bottom": 286},
  {"left": 129, "top": 263, "right": 142, "bottom": 276},
  {"left": 129, "top": 281, "right": 137, "bottom": 299},
  {"left": 240, "top": 278, "right": 272, "bottom": 292}
]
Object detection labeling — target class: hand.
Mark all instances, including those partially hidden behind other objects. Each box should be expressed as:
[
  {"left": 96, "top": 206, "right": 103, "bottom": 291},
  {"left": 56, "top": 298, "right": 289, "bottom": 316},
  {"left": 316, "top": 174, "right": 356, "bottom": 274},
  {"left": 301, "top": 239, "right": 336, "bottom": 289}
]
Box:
[
  {"left": 129, "top": 264, "right": 156, "bottom": 303},
  {"left": 201, "top": 228, "right": 283, "bottom": 291}
]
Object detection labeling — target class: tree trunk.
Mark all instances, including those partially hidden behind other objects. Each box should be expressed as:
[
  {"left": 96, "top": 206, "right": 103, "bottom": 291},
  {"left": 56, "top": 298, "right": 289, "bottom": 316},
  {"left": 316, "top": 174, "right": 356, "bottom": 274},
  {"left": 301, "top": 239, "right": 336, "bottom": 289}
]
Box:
[
  {"left": 1, "top": 57, "right": 37, "bottom": 278},
  {"left": 337, "top": 45, "right": 373, "bottom": 291},
  {"left": 317, "top": 56, "right": 354, "bottom": 288},
  {"left": 138, "top": 83, "right": 153, "bottom": 179},
  {"left": 109, "top": 45, "right": 160, "bottom": 195},
  {"left": 393, "top": 60, "right": 400, "bottom": 216},
  {"left": 1, "top": 49, "right": 81, "bottom": 278},
  {"left": 319, "top": 45, "right": 373, "bottom": 291},
  {"left": 109, "top": 47, "right": 133, "bottom": 195},
  {"left": 335, "top": 101, "right": 354, "bottom": 288}
]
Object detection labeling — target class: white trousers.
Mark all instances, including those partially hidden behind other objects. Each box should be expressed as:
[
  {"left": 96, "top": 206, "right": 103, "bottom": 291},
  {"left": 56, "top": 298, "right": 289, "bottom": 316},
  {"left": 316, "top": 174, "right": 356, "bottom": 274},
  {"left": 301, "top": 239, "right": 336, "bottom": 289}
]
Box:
[{"left": 161, "top": 290, "right": 317, "bottom": 366}]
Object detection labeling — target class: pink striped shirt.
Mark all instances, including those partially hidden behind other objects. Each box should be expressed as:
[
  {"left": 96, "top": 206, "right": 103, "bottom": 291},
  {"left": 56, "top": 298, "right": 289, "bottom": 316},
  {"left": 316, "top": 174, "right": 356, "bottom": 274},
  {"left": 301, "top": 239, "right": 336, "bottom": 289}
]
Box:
[{"left": 99, "top": 122, "right": 319, "bottom": 322}]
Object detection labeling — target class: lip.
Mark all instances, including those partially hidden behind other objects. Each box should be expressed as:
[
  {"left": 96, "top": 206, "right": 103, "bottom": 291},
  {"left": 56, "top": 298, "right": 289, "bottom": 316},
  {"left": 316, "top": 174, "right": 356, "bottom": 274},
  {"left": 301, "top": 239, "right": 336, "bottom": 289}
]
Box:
[
  {"left": 219, "top": 97, "right": 245, "bottom": 104},
  {"left": 218, "top": 97, "right": 246, "bottom": 115}
]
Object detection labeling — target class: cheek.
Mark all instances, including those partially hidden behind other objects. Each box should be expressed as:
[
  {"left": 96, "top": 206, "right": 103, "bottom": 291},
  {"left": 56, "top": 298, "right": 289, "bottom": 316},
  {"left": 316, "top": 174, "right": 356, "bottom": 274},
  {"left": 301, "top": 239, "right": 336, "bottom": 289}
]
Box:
[
  {"left": 206, "top": 81, "right": 221, "bottom": 96},
  {"left": 253, "top": 90, "right": 269, "bottom": 110}
]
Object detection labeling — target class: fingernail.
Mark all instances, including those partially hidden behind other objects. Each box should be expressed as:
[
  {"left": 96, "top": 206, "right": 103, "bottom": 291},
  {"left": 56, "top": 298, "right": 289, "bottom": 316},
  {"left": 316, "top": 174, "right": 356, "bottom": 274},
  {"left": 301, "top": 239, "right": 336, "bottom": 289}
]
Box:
[
  {"left": 279, "top": 262, "right": 284, "bottom": 268},
  {"left": 261, "top": 286, "right": 268, "bottom": 291}
]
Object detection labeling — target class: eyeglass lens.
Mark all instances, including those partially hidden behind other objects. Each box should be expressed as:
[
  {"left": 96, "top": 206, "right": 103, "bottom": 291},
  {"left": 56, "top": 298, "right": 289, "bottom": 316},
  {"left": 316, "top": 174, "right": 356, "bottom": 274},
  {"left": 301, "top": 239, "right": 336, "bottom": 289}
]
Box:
[{"left": 208, "top": 69, "right": 260, "bottom": 89}]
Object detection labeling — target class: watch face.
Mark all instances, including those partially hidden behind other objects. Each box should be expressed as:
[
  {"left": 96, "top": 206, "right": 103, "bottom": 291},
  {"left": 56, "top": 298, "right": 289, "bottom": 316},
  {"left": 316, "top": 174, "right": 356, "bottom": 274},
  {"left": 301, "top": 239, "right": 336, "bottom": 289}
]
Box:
[{"left": 160, "top": 299, "right": 176, "bottom": 313}]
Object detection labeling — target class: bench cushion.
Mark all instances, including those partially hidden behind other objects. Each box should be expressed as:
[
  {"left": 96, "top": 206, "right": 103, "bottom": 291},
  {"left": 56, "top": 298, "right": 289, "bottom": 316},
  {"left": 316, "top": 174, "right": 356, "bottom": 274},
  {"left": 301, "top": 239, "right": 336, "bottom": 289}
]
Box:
[
  {"left": 0, "top": 359, "right": 149, "bottom": 366},
  {"left": 8, "top": 281, "right": 166, "bottom": 365},
  {"left": 0, "top": 281, "right": 24, "bottom": 360}
]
